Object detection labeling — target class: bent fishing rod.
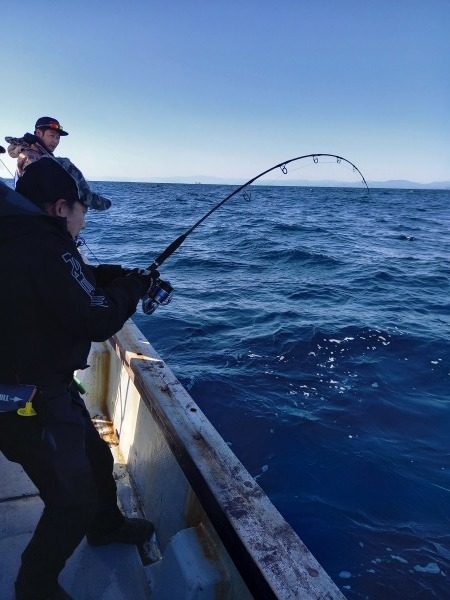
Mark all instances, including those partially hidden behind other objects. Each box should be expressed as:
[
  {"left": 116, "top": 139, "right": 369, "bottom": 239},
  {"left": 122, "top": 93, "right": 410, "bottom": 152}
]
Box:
[{"left": 142, "top": 153, "right": 369, "bottom": 314}]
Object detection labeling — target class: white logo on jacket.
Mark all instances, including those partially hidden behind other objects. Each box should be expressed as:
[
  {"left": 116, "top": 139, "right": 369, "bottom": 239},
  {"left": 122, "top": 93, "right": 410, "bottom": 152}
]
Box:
[{"left": 62, "top": 252, "right": 108, "bottom": 307}]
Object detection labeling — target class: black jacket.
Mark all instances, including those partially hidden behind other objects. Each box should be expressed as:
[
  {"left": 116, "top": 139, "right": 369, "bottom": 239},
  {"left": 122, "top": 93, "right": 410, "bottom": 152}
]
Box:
[{"left": 0, "top": 180, "right": 148, "bottom": 386}]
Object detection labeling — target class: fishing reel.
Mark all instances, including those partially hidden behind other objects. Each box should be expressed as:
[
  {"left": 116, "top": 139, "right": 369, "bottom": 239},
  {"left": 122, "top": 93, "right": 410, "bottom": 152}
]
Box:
[{"left": 142, "top": 277, "right": 174, "bottom": 315}]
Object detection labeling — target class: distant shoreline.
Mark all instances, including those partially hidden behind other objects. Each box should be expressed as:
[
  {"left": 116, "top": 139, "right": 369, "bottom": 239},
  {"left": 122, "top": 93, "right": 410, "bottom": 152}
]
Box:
[
  {"left": 92, "top": 179, "right": 450, "bottom": 191},
  {"left": 2, "top": 176, "right": 448, "bottom": 191}
]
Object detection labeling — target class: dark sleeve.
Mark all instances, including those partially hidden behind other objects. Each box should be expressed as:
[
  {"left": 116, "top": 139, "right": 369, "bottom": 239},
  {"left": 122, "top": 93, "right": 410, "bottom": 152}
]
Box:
[
  {"left": 32, "top": 241, "right": 150, "bottom": 342},
  {"left": 90, "top": 264, "right": 131, "bottom": 287}
]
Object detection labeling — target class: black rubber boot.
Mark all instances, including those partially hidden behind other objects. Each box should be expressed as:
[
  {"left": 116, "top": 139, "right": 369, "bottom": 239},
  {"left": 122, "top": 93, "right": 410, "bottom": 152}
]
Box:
[
  {"left": 86, "top": 517, "right": 154, "bottom": 546},
  {"left": 45, "top": 584, "right": 74, "bottom": 600},
  {"left": 15, "top": 582, "right": 73, "bottom": 600}
]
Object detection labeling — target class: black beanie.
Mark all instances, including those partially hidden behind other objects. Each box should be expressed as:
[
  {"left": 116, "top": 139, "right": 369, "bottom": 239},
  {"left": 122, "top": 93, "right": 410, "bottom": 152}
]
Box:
[{"left": 16, "top": 157, "right": 80, "bottom": 208}]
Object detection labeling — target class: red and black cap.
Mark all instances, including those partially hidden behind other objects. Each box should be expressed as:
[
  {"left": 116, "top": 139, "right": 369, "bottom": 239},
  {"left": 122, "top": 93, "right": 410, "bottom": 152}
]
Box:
[{"left": 35, "top": 117, "right": 69, "bottom": 136}]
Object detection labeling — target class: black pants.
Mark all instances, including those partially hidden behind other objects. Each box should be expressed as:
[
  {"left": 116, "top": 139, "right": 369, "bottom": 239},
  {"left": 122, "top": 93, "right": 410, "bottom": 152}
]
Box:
[{"left": 0, "top": 384, "right": 124, "bottom": 599}]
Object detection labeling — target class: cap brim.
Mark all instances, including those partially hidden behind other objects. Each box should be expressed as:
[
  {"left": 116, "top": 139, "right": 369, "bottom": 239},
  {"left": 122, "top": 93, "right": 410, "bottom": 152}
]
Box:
[
  {"left": 35, "top": 124, "right": 69, "bottom": 136},
  {"left": 85, "top": 194, "right": 112, "bottom": 211}
]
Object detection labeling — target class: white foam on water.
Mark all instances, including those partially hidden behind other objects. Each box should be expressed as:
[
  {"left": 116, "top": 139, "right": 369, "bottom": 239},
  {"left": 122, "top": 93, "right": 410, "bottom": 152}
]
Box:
[
  {"left": 391, "top": 555, "right": 408, "bottom": 564},
  {"left": 413, "top": 562, "right": 441, "bottom": 574},
  {"left": 338, "top": 571, "right": 352, "bottom": 579}
]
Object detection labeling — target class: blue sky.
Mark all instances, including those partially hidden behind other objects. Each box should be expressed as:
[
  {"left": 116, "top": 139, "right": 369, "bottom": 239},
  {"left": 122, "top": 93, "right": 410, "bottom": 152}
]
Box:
[{"left": 1, "top": 1, "right": 449, "bottom": 184}]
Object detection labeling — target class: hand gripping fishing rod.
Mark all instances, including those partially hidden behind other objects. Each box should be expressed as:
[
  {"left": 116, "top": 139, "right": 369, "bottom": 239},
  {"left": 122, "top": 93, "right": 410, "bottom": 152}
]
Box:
[{"left": 142, "top": 153, "right": 369, "bottom": 314}]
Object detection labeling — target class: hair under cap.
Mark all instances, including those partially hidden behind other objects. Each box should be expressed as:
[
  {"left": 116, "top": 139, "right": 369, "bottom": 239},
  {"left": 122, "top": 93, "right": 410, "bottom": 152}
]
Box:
[{"left": 16, "top": 158, "right": 80, "bottom": 208}]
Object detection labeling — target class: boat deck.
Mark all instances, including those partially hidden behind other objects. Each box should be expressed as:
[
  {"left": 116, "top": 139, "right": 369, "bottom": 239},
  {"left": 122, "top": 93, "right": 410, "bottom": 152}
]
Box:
[
  {"left": 0, "top": 450, "right": 152, "bottom": 600},
  {"left": 1, "top": 322, "right": 346, "bottom": 599}
]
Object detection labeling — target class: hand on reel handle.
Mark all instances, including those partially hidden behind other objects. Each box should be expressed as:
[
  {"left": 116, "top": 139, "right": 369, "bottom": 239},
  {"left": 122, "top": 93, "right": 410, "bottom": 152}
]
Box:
[{"left": 140, "top": 267, "right": 174, "bottom": 315}]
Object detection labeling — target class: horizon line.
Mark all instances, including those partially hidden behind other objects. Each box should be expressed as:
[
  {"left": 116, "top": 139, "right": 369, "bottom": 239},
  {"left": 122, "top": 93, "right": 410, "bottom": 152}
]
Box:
[
  {"left": 1, "top": 175, "right": 449, "bottom": 191},
  {"left": 89, "top": 177, "right": 450, "bottom": 190}
]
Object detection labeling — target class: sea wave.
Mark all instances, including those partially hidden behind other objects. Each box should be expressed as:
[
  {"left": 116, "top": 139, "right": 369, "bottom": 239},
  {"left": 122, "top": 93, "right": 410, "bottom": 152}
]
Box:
[{"left": 89, "top": 182, "right": 449, "bottom": 599}]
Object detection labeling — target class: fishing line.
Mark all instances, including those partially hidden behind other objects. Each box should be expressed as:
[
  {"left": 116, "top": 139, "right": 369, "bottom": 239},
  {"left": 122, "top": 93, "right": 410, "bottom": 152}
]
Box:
[
  {"left": 0, "top": 145, "right": 14, "bottom": 178},
  {"left": 0, "top": 159, "right": 14, "bottom": 178},
  {"left": 76, "top": 236, "right": 101, "bottom": 264},
  {"left": 142, "top": 153, "right": 369, "bottom": 314}
]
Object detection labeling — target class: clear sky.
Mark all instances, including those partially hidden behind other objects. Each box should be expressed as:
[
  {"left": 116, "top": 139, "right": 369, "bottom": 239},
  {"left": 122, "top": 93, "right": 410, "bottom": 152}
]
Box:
[{"left": 1, "top": 0, "right": 449, "bottom": 184}]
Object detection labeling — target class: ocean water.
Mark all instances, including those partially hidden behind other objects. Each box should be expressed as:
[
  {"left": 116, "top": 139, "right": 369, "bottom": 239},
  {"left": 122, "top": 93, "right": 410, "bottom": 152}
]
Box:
[{"left": 85, "top": 181, "right": 449, "bottom": 599}]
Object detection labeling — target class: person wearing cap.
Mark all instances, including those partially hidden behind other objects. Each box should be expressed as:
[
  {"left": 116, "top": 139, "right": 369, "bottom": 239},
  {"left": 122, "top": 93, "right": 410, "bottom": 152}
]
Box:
[
  {"left": 5, "top": 117, "right": 112, "bottom": 211},
  {"left": 34, "top": 116, "right": 68, "bottom": 153},
  {"left": 0, "top": 158, "right": 156, "bottom": 600}
]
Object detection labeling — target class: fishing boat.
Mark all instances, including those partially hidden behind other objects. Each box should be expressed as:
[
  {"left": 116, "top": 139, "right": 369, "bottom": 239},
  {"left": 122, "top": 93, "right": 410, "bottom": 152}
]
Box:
[{"left": 0, "top": 319, "right": 345, "bottom": 599}]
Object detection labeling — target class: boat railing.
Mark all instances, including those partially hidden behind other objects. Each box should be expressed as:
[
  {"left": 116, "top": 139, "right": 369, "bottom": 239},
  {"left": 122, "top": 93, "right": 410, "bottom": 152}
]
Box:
[{"left": 79, "top": 320, "right": 344, "bottom": 600}]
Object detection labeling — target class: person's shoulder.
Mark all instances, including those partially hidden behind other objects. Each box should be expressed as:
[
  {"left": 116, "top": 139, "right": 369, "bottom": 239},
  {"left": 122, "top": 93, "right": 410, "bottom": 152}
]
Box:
[{"left": 18, "top": 215, "right": 75, "bottom": 253}]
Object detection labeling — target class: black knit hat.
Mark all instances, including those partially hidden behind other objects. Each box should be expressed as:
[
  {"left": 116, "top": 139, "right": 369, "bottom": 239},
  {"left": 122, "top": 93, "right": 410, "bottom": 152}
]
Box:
[{"left": 16, "top": 158, "right": 80, "bottom": 208}]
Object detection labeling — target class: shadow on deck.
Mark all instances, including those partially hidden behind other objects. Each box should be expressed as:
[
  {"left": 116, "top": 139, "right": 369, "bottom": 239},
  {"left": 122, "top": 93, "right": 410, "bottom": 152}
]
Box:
[{"left": 0, "top": 454, "right": 151, "bottom": 600}]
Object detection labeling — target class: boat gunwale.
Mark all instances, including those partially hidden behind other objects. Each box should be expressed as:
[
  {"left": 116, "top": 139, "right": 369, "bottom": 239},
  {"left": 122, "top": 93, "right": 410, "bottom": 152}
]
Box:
[{"left": 108, "top": 321, "right": 344, "bottom": 600}]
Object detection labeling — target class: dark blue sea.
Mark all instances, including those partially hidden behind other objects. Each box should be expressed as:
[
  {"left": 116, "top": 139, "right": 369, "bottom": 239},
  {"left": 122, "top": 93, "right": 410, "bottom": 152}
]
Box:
[{"left": 86, "top": 182, "right": 449, "bottom": 599}]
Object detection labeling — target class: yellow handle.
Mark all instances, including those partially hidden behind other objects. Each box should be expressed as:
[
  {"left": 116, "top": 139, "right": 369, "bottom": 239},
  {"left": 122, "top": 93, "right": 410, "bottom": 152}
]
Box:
[
  {"left": 17, "top": 400, "right": 37, "bottom": 417},
  {"left": 17, "top": 388, "right": 37, "bottom": 417}
]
